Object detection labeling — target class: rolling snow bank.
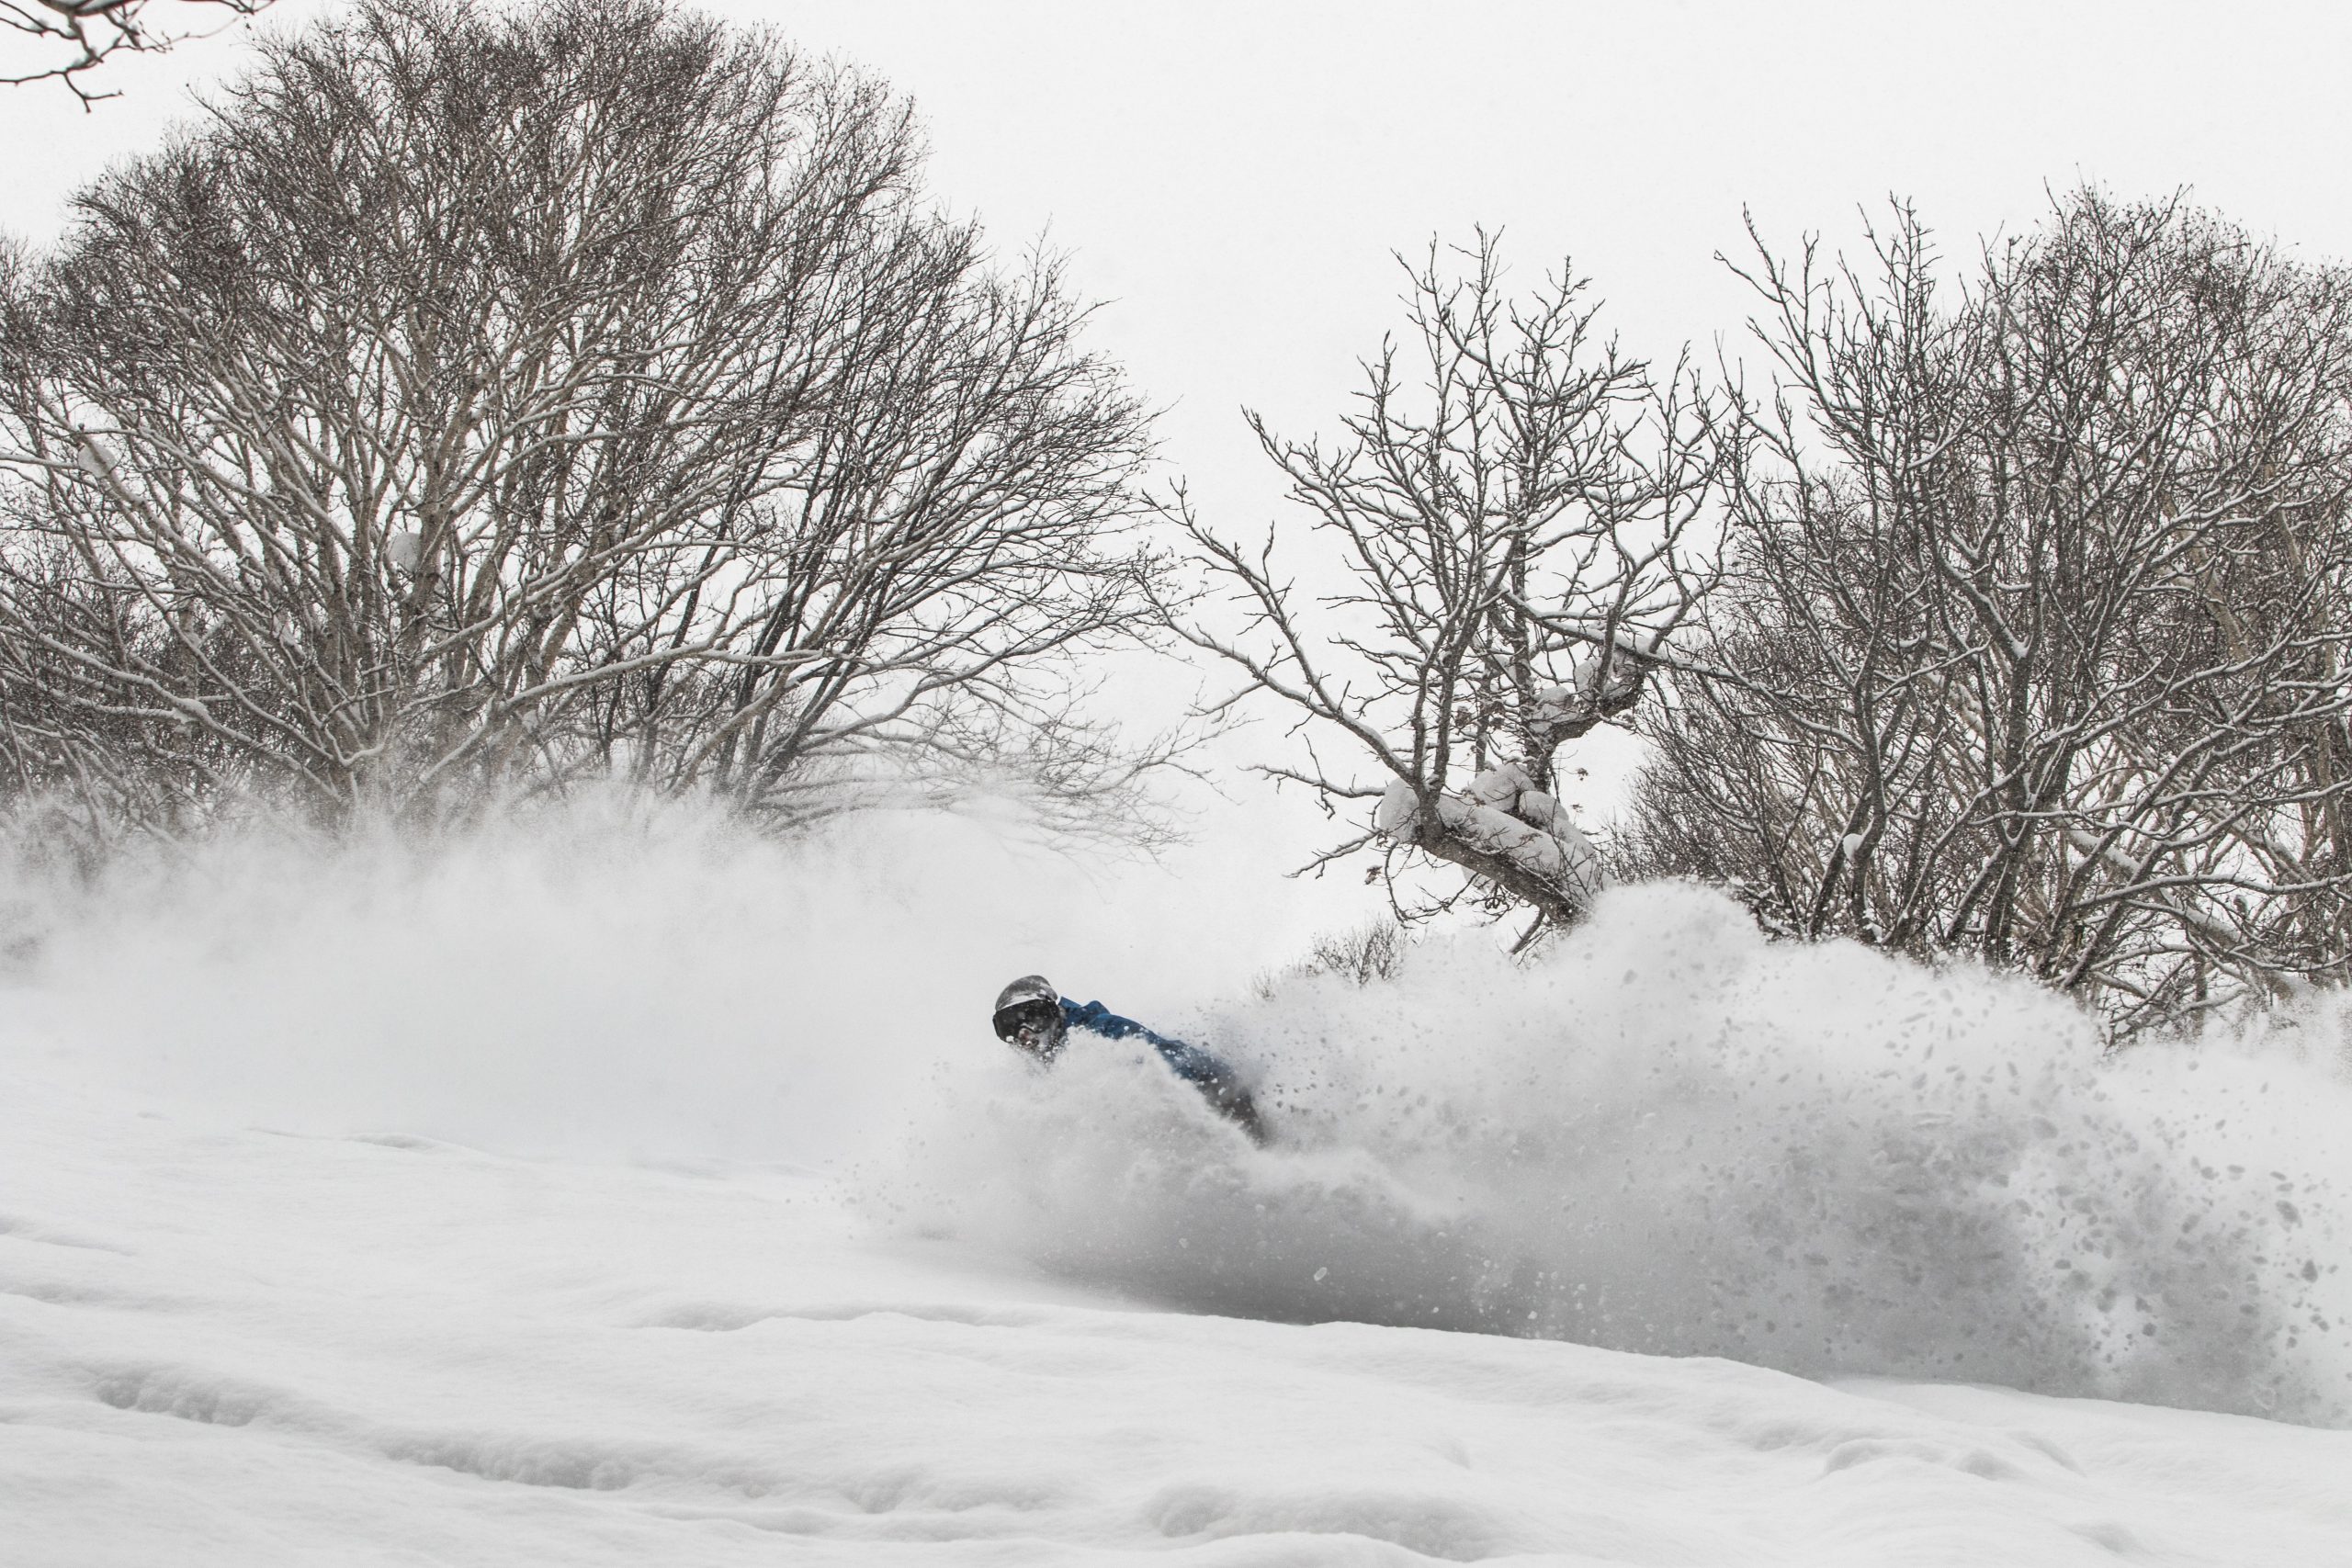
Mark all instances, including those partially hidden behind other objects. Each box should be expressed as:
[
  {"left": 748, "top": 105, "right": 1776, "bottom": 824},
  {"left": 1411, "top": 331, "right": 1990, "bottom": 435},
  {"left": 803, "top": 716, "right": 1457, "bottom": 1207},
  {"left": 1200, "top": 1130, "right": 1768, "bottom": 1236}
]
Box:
[
  {"left": 882, "top": 883, "right": 2352, "bottom": 1428},
  {"left": 4, "top": 797, "right": 2347, "bottom": 1428}
]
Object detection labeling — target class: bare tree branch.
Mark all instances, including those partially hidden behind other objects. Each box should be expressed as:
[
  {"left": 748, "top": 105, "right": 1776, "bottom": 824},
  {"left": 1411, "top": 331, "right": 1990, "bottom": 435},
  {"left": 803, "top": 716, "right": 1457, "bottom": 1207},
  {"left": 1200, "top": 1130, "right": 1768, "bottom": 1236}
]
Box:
[
  {"left": 2, "top": 0, "right": 277, "bottom": 106},
  {"left": 1623, "top": 190, "right": 2352, "bottom": 1037},
  {"left": 0, "top": 0, "right": 1172, "bottom": 839},
  {"left": 1161, "top": 233, "right": 1730, "bottom": 932}
]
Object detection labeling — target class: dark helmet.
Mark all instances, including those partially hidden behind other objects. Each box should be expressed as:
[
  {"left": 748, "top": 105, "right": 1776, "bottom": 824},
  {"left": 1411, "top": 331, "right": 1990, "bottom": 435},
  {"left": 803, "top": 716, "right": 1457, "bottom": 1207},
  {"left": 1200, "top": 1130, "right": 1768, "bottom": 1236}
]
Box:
[{"left": 991, "top": 975, "right": 1066, "bottom": 1060}]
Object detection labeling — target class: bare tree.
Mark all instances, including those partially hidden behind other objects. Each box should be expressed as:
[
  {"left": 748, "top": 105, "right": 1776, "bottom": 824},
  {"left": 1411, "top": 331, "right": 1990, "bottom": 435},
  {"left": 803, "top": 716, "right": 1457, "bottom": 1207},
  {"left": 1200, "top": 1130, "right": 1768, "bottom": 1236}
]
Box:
[
  {"left": 1249, "top": 917, "right": 1406, "bottom": 999},
  {"left": 3, "top": 0, "right": 277, "bottom": 104},
  {"left": 0, "top": 0, "right": 1162, "bottom": 834},
  {"left": 1623, "top": 192, "right": 2352, "bottom": 1036},
  {"left": 1166, "top": 235, "right": 1725, "bottom": 941}
]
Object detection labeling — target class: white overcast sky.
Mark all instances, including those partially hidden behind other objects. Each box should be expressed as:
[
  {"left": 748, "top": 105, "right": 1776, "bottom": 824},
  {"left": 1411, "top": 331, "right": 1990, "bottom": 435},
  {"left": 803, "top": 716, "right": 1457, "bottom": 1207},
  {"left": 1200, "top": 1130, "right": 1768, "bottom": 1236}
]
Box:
[
  {"left": 9, "top": 0, "right": 2350, "bottom": 525},
  {"left": 792, "top": 0, "right": 2352, "bottom": 532},
  {"left": 5, "top": 1, "right": 2350, "bottom": 942}
]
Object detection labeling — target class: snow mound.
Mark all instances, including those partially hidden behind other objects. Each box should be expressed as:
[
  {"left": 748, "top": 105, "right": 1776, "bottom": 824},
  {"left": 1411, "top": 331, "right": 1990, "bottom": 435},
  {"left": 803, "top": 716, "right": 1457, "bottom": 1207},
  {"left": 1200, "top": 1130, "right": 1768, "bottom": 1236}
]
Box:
[{"left": 882, "top": 882, "right": 2352, "bottom": 1427}]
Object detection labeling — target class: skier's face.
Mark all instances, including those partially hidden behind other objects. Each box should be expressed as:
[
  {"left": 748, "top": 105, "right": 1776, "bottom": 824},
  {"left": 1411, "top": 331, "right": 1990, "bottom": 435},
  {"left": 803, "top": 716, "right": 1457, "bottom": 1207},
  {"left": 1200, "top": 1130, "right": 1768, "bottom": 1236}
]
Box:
[{"left": 993, "top": 998, "right": 1064, "bottom": 1061}]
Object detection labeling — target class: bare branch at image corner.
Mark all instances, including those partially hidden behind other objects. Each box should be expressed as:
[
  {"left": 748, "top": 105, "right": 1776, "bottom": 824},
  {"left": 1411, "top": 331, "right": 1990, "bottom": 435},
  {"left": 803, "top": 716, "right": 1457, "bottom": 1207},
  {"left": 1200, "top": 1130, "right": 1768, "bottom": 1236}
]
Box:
[{"left": 1, "top": 0, "right": 278, "bottom": 104}]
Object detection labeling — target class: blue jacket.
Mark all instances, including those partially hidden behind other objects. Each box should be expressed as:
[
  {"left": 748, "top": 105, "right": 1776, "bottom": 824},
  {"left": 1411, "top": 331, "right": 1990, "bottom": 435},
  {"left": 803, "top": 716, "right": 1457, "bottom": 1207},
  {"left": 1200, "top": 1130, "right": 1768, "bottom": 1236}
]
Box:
[
  {"left": 1059, "top": 998, "right": 1265, "bottom": 1141},
  {"left": 1061, "top": 998, "right": 1228, "bottom": 1086}
]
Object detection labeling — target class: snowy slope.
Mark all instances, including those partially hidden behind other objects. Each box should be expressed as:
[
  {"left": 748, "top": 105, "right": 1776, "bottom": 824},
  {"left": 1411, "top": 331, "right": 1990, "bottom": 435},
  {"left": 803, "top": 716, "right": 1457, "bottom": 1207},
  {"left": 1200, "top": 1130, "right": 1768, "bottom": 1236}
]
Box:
[
  {"left": 3, "top": 802, "right": 2349, "bottom": 1564},
  {"left": 5, "top": 1059, "right": 2348, "bottom": 1566}
]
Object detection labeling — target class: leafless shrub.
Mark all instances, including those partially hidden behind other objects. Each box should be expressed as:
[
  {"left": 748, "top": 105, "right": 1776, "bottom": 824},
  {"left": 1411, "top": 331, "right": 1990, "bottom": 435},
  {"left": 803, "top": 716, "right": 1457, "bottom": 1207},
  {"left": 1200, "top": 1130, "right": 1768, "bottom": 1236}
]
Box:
[
  {"left": 1165, "top": 233, "right": 1726, "bottom": 942},
  {"left": 1250, "top": 918, "right": 1407, "bottom": 999},
  {"left": 2, "top": 0, "right": 277, "bottom": 104},
  {"left": 0, "top": 0, "right": 1165, "bottom": 834},
  {"left": 1308, "top": 918, "right": 1406, "bottom": 987},
  {"left": 1622, "top": 191, "right": 2352, "bottom": 1037}
]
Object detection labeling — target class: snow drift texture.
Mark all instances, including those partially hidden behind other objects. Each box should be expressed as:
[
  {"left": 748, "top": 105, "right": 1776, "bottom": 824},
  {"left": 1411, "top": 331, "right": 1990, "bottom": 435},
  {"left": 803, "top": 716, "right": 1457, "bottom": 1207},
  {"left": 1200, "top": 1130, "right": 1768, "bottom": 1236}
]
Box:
[
  {"left": 6, "top": 796, "right": 2347, "bottom": 1427},
  {"left": 899, "top": 886, "right": 2352, "bottom": 1427}
]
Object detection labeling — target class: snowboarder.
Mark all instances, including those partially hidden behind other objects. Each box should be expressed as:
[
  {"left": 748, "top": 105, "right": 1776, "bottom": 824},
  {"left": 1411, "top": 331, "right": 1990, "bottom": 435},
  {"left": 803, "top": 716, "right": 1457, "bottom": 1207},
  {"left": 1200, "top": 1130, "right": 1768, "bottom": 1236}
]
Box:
[{"left": 990, "top": 975, "right": 1266, "bottom": 1144}]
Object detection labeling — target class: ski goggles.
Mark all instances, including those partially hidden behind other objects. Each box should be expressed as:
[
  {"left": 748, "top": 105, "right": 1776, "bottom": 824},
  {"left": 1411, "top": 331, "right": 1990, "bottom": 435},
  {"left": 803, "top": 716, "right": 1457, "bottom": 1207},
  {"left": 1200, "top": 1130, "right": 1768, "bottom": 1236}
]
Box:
[{"left": 992, "top": 998, "right": 1060, "bottom": 1044}]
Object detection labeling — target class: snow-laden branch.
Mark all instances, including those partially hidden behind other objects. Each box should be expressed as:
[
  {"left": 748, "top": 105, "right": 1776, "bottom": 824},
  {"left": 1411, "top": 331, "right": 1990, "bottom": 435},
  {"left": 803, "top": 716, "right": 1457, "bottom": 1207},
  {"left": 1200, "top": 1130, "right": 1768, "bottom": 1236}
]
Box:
[{"left": 1165, "top": 232, "right": 1732, "bottom": 932}]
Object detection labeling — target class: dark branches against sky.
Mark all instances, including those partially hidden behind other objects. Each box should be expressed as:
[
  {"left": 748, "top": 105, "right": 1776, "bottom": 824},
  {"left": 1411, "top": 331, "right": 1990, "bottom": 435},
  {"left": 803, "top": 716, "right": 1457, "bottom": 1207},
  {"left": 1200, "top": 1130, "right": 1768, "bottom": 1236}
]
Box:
[{"left": 1, "top": 0, "right": 278, "bottom": 105}]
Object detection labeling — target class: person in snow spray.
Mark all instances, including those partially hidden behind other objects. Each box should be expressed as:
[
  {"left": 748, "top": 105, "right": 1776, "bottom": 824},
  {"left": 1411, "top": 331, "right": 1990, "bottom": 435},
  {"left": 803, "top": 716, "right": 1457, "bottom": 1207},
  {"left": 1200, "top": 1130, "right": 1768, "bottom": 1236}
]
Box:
[{"left": 990, "top": 976, "right": 1266, "bottom": 1144}]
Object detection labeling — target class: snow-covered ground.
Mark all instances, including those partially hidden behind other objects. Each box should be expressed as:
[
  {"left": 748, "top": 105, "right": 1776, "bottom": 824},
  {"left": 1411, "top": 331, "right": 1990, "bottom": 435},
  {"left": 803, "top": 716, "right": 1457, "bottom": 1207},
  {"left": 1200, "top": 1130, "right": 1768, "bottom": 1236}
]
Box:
[{"left": 4, "top": 801, "right": 2348, "bottom": 1564}]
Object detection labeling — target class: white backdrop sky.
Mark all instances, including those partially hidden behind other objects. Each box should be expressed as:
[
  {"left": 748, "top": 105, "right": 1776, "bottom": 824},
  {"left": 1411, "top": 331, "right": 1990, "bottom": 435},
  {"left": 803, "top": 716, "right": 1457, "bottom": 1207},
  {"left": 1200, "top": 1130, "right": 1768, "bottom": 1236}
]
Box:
[
  {"left": 6, "top": 0, "right": 2350, "bottom": 965},
  {"left": 10, "top": 2, "right": 2348, "bottom": 523}
]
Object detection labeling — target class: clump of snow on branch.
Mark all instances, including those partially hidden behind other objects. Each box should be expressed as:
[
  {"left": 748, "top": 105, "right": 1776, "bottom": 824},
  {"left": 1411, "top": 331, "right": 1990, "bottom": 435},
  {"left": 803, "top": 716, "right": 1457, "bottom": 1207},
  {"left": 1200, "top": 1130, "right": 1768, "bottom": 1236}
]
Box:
[
  {"left": 1533, "top": 637, "right": 1646, "bottom": 732},
  {"left": 1376, "top": 761, "right": 1603, "bottom": 903}
]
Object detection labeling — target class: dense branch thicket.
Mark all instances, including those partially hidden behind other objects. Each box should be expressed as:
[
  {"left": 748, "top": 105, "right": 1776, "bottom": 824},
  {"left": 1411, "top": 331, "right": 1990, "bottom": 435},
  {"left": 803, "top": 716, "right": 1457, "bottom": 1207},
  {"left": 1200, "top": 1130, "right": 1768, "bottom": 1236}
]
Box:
[
  {"left": 1622, "top": 193, "right": 2352, "bottom": 1036},
  {"left": 1169, "top": 235, "right": 1725, "bottom": 937},
  {"left": 0, "top": 0, "right": 1161, "bottom": 836}
]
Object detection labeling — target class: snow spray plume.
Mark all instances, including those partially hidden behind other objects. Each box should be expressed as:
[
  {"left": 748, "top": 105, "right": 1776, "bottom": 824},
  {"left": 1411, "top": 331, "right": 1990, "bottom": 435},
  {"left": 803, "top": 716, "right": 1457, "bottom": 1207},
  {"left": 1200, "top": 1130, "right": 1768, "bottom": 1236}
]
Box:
[
  {"left": 9, "top": 796, "right": 2344, "bottom": 1425},
  {"left": 0, "top": 791, "right": 1248, "bottom": 1167},
  {"left": 880, "top": 883, "right": 2352, "bottom": 1427}
]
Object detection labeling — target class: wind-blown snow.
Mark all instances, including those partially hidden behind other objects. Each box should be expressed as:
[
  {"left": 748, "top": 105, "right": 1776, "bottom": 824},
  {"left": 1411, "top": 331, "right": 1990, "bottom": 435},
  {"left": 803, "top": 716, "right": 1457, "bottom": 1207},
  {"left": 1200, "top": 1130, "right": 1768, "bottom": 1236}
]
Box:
[
  {"left": 894, "top": 883, "right": 2352, "bottom": 1426},
  {"left": 2, "top": 795, "right": 1272, "bottom": 1167},
  {"left": 3, "top": 796, "right": 2349, "bottom": 1561}
]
